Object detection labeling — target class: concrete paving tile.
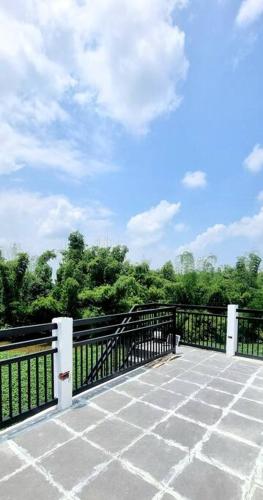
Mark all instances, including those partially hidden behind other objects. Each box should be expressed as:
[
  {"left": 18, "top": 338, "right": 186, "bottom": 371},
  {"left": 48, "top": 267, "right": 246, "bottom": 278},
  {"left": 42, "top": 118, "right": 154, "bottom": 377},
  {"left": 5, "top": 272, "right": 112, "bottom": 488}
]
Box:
[
  {"left": 138, "top": 371, "right": 170, "bottom": 387},
  {"left": 221, "top": 368, "right": 250, "bottom": 384},
  {"left": 13, "top": 420, "right": 72, "bottom": 458},
  {"left": 177, "top": 400, "right": 222, "bottom": 426},
  {"left": 253, "top": 377, "right": 263, "bottom": 390},
  {"left": 255, "top": 456, "right": 263, "bottom": 485},
  {"left": 171, "top": 458, "right": 243, "bottom": 500},
  {"left": 122, "top": 434, "right": 186, "bottom": 483},
  {"left": 40, "top": 437, "right": 107, "bottom": 490},
  {"left": 243, "top": 387, "right": 263, "bottom": 403},
  {"left": 202, "top": 432, "right": 259, "bottom": 476},
  {"left": 177, "top": 370, "right": 212, "bottom": 386},
  {"left": 0, "top": 466, "right": 61, "bottom": 500},
  {"left": 163, "top": 378, "right": 199, "bottom": 396},
  {"left": 252, "top": 486, "right": 263, "bottom": 500},
  {"left": 154, "top": 414, "right": 206, "bottom": 449},
  {"left": 85, "top": 417, "right": 141, "bottom": 453},
  {"left": 232, "top": 362, "right": 259, "bottom": 375},
  {"left": 172, "top": 359, "right": 196, "bottom": 370},
  {"left": 79, "top": 460, "right": 158, "bottom": 499},
  {"left": 232, "top": 398, "right": 263, "bottom": 421},
  {"left": 57, "top": 404, "right": 106, "bottom": 432},
  {"left": 218, "top": 412, "right": 263, "bottom": 446},
  {"left": 160, "top": 494, "right": 176, "bottom": 500},
  {"left": 195, "top": 387, "right": 234, "bottom": 408},
  {"left": 193, "top": 364, "right": 221, "bottom": 377},
  {"left": 201, "top": 357, "right": 232, "bottom": 370},
  {"left": 0, "top": 442, "right": 25, "bottom": 480},
  {"left": 91, "top": 390, "right": 132, "bottom": 413},
  {"left": 118, "top": 401, "right": 166, "bottom": 430},
  {"left": 117, "top": 380, "right": 154, "bottom": 398},
  {"left": 142, "top": 388, "right": 186, "bottom": 411},
  {"left": 207, "top": 377, "right": 243, "bottom": 395},
  {"left": 153, "top": 364, "right": 185, "bottom": 378}
]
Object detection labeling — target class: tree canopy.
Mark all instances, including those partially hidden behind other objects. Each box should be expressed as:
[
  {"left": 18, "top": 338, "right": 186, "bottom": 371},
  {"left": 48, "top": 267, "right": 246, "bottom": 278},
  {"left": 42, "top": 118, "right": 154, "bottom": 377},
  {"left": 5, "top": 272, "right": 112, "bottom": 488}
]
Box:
[{"left": 0, "top": 232, "right": 262, "bottom": 327}]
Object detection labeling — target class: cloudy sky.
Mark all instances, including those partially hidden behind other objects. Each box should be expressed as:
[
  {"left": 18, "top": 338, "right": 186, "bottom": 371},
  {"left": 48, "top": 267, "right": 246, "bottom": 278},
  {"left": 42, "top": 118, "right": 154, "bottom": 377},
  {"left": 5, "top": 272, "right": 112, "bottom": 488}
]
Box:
[{"left": 0, "top": 0, "right": 263, "bottom": 266}]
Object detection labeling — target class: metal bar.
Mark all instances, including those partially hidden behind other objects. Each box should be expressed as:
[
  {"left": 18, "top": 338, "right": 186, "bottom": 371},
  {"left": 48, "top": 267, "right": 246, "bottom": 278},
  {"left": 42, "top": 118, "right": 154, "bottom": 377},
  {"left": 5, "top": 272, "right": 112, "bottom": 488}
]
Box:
[
  {"left": 0, "top": 348, "right": 58, "bottom": 366},
  {"left": 73, "top": 306, "right": 174, "bottom": 328},
  {"left": 73, "top": 350, "right": 174, "bottom": 396},
  {"left": 0, "top": 336, "right": 57, "bottom": 352},
  {"left": 0, "top": 323, "right": 57, "bottom": 337},
  {"left": 73, "top": 320, "right": 173, "bottom": 346},
  {"left": 0, "top": 399, "right": 58, "bottom": 430},
  {"left": 73, "top": 314, "right": 173, "bottom": 338},
  {"left": 18, "top": 361, "right": 22, "bottom": 415}
]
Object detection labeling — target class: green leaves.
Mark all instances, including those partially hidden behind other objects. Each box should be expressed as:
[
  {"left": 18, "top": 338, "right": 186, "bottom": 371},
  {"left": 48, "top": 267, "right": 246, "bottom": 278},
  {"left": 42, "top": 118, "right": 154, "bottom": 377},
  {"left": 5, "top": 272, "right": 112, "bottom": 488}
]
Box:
[{"left": 0, "top": 230, "right": 263, "bottom": 328}]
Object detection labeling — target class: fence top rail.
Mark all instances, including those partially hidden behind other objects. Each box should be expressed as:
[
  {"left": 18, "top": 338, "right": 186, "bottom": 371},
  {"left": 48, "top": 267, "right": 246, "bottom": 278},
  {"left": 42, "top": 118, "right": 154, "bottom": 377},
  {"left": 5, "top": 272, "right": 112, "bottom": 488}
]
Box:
[
  {"left": 176, "top": 310, "right": 227, "bottom": 318},
  {"left": 0, "top": 322, "right": 57, "bottom": 338},
  {"left": 237, "top": 315, "right": 263, "bottom": 322},
  {"left": 73, "top": 318, "right": 173, "bottom": 346},
  {"left": 237, "top": 308, "right": 263, "bottom": 314},
  {"left": 0, "top": 347, "right": 58, "bottom": 366},
  {"left": 73, "top": 313, "right": 173, "bottom": 339},
  {"left": 0, "top": 336, "right": 57, "bottom": 353},
  {"left": 73, "top": 306, "right": 174, "bottom": 328},
  {"left": 174, "top": 304, "right": 227, "bottom": 311}
]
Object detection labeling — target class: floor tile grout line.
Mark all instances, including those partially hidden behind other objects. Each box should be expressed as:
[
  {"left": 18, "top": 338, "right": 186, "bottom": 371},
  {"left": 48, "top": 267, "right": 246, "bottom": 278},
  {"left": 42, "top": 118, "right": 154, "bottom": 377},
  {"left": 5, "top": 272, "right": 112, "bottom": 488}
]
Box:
[
  {"left": 1, "top": 348, "right": 261, "bottom": 500},
  {"left": 243, "top": 447, "right": 263, "bottom": 500},
  {"left": 8, "top": 440, "right": 78, "bottom": 500},
  {"left": 156, "top": 357, "right": 263, "bottom": 498}
]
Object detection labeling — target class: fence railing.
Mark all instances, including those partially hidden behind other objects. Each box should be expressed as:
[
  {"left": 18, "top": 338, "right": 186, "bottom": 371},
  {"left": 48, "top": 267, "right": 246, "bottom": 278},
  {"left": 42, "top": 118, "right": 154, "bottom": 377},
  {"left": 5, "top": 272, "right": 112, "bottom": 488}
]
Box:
[
  {"left": 72, "top": 306, "right": 175, "bottom": 395},
  {"left": 174, "top": 305, "right": 227, "bottom": 352},
  {"left": 1, "top": 302, "right": 263, "bottom": 431},
  {"left": 0, "top": 323, "right": 58, "bottom": 429},
  {"left": 236, "top": 308, "right": 263, "bottom": 360}
]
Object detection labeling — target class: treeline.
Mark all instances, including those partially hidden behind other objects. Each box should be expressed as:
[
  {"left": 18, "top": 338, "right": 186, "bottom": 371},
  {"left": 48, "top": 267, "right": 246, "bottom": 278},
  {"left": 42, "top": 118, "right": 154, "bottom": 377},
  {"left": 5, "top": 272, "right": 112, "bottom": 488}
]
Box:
[{"left": 0, "top": 231, "right": 263, "bottom": 327}]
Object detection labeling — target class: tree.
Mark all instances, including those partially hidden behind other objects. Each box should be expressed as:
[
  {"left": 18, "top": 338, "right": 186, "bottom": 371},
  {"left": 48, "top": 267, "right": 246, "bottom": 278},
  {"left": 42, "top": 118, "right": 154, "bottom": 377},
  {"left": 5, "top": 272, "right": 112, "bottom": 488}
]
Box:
[{"left": 161, "top": 261, "right": 175, "bottom": 281}]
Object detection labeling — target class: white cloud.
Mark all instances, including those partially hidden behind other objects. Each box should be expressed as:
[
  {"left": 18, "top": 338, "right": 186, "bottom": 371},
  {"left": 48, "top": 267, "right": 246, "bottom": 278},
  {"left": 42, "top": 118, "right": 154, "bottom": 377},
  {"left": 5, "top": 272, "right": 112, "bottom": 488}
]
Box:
[
  {"left": 0, "top": 190, "right": 113, "bottom": 254},
  {"left": 244, "top": 144, "right": 263, "bottom": 173},
  {"left": 236, "top": 0, "right": 263, "bottom": 27},
  {"left": 182, "top": 170, "right": 207, "bottom": 189},
  {"left": 127, "top": 200, "right": 181, "bottom": 246},
  {"left": 177, "top": 206, "right": 263, "bottom": 255},
  {"left": 174, "top": 222, "right": 188, "bottom": 232},
  {"left": 74, "top": 0, "right": 189, "bottom": 133},
  {"left": 0, "top": 0, "right": 189, "bottom": 142},
  {"left": 0, "top": 123, "right": 116, "bottom": 178}
]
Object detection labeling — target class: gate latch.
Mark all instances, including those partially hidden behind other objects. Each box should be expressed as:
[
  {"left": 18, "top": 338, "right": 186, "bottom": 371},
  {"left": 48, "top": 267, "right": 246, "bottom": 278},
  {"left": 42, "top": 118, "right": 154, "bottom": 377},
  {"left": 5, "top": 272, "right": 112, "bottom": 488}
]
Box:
[{"left": 59, "top": 371, "right": 70, "bottom": 381}]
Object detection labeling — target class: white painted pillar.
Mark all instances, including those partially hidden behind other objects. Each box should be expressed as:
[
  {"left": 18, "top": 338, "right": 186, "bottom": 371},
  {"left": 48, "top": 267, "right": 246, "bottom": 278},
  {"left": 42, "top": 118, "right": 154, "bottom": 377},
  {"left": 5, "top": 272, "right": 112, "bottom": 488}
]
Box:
[
  {"left": 52, "top": 317, "right": 73, "bottom": 410},
  {"left": 226, "top": 305, "right": 238, "bottom": 357}
]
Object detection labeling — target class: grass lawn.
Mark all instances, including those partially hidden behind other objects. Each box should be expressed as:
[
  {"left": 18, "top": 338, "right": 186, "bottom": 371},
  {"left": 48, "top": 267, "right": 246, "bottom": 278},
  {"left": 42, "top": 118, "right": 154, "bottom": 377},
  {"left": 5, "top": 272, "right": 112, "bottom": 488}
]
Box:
[{"left": 0, "top": 340, "right": 126, "bottom": 426}]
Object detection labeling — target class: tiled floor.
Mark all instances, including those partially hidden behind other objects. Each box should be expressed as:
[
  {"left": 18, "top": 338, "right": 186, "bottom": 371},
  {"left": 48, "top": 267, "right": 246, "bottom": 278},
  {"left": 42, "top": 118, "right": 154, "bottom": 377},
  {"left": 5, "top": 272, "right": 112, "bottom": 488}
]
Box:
[{"left": 0, "top": 346, "right": 263, "bottom": 500}]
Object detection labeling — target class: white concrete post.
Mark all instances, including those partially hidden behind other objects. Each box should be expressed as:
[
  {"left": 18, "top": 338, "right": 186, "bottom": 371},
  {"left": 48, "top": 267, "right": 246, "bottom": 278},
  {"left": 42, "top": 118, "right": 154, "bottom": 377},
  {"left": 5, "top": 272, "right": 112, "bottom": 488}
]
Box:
[
  {"left": 226, "top": 305, "right": 238, "bottom": 357},
  {"left": 52, "top": 317, "right": 73, "bottom": 410}
]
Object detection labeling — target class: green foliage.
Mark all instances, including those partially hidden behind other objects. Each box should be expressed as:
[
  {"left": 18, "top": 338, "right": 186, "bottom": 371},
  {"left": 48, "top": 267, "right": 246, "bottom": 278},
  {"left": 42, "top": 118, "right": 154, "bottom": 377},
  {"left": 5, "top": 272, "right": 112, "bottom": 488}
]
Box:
[{"left": 0, "top": 232, "right": 263, "bottom": 327}]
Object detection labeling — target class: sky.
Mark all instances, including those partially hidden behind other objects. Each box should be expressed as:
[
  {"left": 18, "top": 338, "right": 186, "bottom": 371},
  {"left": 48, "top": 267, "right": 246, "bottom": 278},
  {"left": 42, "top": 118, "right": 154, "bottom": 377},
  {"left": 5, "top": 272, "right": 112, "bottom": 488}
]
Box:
[{"left": 0, "top": 0, "right": 263, "bottom": 267}]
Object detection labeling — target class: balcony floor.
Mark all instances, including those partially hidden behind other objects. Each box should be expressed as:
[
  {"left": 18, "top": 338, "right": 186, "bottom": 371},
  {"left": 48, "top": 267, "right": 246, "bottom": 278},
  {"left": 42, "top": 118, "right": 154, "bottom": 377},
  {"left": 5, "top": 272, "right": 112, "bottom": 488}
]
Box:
[{"left": 0, "top": 346, "right": 263, "bottom": 500}]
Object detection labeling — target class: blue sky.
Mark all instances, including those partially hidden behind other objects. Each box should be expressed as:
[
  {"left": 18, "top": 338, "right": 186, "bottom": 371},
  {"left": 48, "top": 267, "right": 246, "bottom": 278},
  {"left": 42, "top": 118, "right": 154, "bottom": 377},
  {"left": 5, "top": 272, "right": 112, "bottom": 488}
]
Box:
[{"left": 0, "top": 0, "right": 263, "bottom": 267}]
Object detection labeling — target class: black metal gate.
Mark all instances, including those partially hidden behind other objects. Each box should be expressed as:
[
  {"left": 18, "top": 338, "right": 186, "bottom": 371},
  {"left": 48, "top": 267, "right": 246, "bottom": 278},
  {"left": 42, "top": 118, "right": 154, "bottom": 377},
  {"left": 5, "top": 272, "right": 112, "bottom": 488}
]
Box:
[{"left": 72, "top": 305, "right": 176, "bottom": 395}]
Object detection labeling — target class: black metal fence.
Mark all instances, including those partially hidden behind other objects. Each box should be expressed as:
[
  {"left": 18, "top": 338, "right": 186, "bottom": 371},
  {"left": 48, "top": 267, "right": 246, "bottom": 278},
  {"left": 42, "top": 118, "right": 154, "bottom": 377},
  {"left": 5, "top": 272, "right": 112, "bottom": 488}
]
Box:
[
  {"left": 175, "top": 305, "right": 227, "bottom": 352},
  {"left": 72, "top": 306, "right": 175, "bottom": 395},
  {"left": 2, "top": 302, "right": 263, "bottom": 431},
  {"left": 236, "top": 308, "right": 263, "bottom": 359},
  {"left": 0, "top": 323, "right": 58, "bottom": 429}
]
